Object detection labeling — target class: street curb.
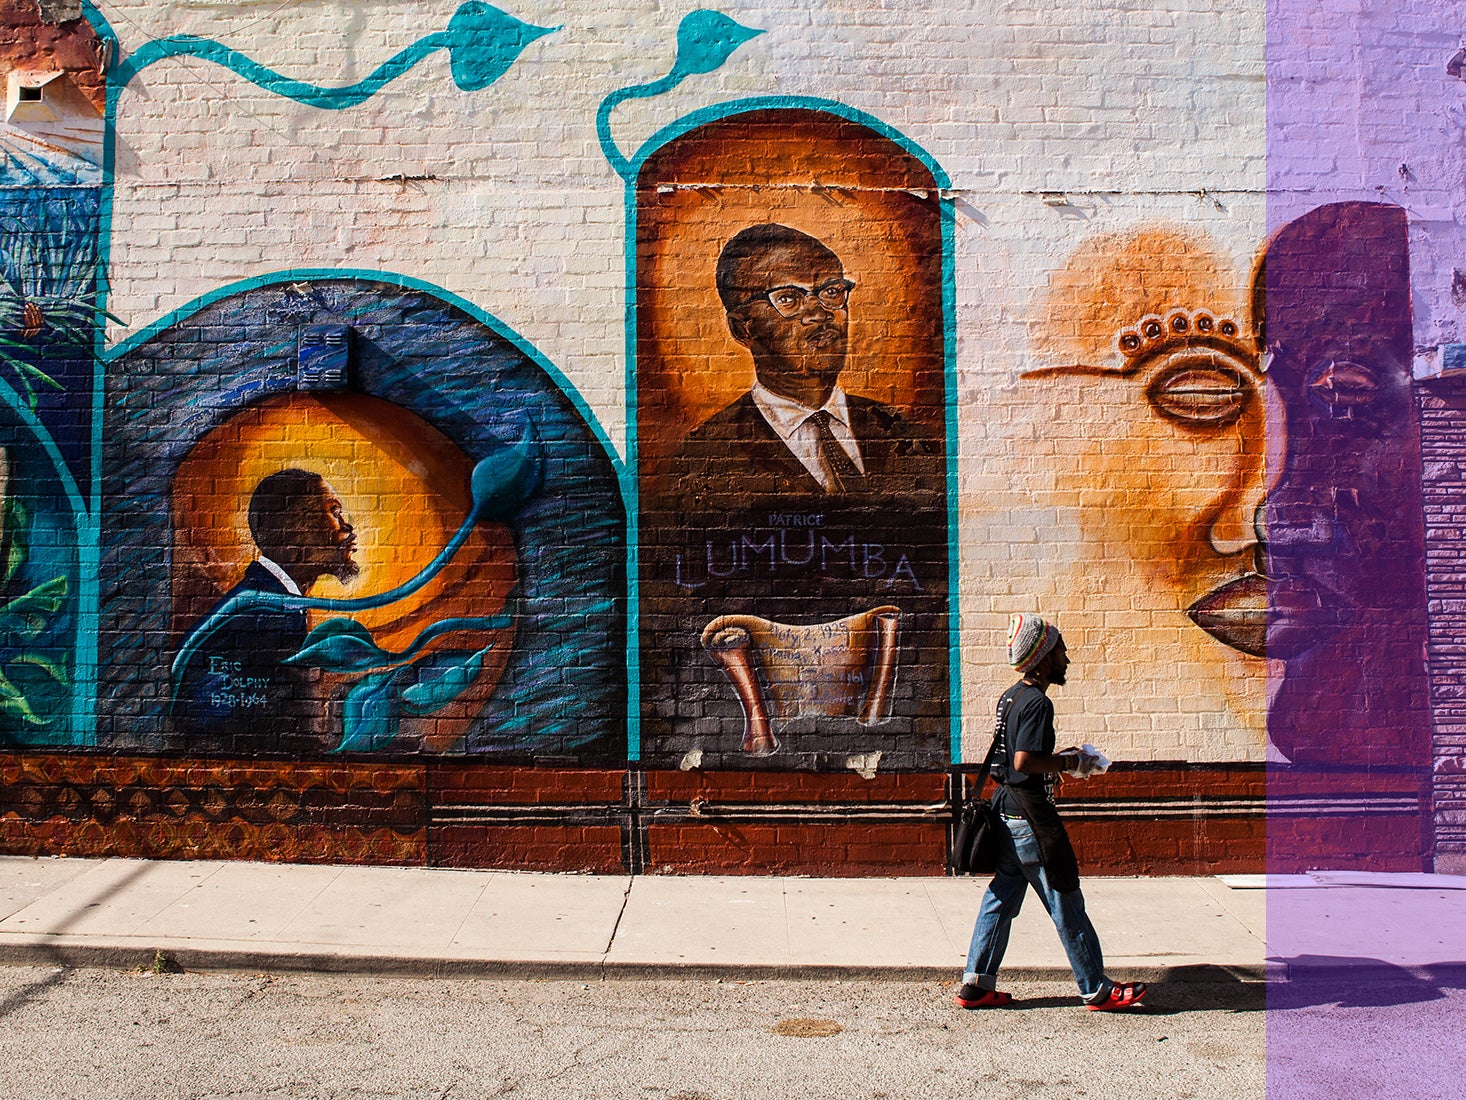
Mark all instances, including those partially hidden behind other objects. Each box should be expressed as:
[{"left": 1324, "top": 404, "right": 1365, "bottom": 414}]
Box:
[{"left": 0, "top": 942, "right": 1267, "bottom": 983}]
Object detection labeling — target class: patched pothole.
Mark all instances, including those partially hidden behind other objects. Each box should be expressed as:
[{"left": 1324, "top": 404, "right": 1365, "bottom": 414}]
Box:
[{"left": 771, "top": 1017, "right": 843, "bottom": 1038}]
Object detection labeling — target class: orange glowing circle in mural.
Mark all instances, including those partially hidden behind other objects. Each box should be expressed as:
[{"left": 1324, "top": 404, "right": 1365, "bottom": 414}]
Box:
[{"left": 170, "top": 392, "right": 517, "bottom": 747}]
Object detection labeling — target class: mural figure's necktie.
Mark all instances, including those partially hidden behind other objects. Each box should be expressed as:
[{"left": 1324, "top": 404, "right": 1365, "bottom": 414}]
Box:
[{"left": 809, "top": 409, "right": 864, "bottom": 494}]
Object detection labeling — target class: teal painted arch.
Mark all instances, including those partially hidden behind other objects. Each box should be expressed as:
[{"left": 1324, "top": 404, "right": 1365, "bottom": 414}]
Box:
[
  {"left": 628, "top": 95, "right": 955, "bottom": 191},
  {"left": 622, "top": 96, "right": 964, "bottom": 764},
  {"left": 103, "top": 267, "right": 629, "bottom": 487}
]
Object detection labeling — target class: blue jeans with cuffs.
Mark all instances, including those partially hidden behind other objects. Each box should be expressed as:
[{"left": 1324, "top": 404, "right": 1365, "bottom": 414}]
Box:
[{"left": 963, "top": 813, "right": 1112, "bottom": 1003}]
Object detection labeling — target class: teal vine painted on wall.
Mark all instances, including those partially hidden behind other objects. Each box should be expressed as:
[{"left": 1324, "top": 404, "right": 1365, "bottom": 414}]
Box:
[
  {"left": 111, "top": 1, "right": 557, "bottom": 108},
  {"left": 597, "top": 10, "right": 764, "bottom": 180}
]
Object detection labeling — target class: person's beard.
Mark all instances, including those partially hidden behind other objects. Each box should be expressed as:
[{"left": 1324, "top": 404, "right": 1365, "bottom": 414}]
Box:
[{"left": 330, "top": 554, "right": 361, "bottom": 583}]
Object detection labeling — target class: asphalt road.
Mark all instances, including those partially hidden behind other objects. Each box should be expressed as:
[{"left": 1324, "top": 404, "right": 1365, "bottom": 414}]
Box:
[{"left": 0, "top": 964, "right": 1266, "bottom": 1100}]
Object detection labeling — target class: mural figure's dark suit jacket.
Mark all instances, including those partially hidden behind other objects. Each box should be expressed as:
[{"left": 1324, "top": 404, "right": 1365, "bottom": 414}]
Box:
[
  {"left": 662, "top": 392, "right": 945, "bottom": 514},
  {"left": 640, "top": 391, "right": 951, "bottom": 771},
  {"left": 170, "top": 561, "right": 314, "bottom": 752}
]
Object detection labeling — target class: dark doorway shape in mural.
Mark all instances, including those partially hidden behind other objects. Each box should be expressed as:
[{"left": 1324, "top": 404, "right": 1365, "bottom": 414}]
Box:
[
  {"left": 101, "top": 278, "right": 626, "bottom": 762},
  {"left": 636, "top": 108, "right": 951, "bottom": 772}
]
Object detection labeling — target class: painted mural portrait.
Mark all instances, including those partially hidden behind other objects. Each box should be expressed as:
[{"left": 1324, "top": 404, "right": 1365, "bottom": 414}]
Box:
[
  {"left": 163, "top": 390, "right": 522, "bottom": 758},
  {"left": 170, "top": 469, "right": 360, "bottom": 751},
  {"left": 636, "top": 109, "right": 951, "bottom": 771},
  {"left": 101, "top": 281, "right": 627, "bottom": 763},
  {"left": 664, "top": 223, "right": 942, "bottom": 510},
  {"left": 1015, "top": 201, "right": 1429, "bottom": 768}
]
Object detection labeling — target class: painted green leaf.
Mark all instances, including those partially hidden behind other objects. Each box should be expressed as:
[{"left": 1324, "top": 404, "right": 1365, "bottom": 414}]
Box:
[
  {"left": 400, "top": 646, "right": 491, "bottom": 714},
  {"left": 335, "top": 668, "right": 400, "bottom": 752},
  {"left": 0, "top": 576, "right": 68, "bottom": 643},
  {"left": 0, "top": 668, "right": 46, "bottom": 726},
  {"left": 3, "top": 497, "right": 28, "bottom": 586},
  {"left": 284, "top": 617, "right": 393, "bottom": 672},
  {"left": 11, "top": 653, "right": 69, "bottom": 686}
]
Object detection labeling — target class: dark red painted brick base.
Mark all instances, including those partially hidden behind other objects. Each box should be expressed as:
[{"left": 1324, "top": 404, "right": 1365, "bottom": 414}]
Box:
[{"left": 0, "top": 754, "right": 1433, "bottom": 874}]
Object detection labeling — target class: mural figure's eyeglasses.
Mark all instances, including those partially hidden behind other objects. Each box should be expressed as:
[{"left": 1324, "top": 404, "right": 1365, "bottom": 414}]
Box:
[{"left": 734, "top": 279, "right": 855, "bottom": 318}]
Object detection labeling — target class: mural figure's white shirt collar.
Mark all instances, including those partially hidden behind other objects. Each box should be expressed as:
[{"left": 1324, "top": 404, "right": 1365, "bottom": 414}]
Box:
[
  {"left": 751, "top": 382, "right": 853, "bottom": 438},
  {"left": 256, "top": 554, "right": 302, "bottom": 596},
  {"left": 749, "top": 383, "right": 865, "bottom": 491}
]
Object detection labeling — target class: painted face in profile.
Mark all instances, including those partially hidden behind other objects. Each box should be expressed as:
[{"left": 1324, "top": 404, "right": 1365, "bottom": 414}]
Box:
[{"left": 298, "top": 479, "right": 360, "bottom": 584}]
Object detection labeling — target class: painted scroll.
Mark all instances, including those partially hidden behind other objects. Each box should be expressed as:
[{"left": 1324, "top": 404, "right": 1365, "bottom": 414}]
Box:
[{"left": 702, "top": 606, "right": 901, "bottom": 756}]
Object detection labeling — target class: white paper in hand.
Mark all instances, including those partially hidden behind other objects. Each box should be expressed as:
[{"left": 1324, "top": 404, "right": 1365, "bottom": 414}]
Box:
[{"left": 1080, "top": 743, "right": 1112, "bottom": 772}]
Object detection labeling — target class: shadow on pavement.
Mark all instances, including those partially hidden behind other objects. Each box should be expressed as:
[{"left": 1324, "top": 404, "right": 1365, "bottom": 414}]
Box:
[
  {"left": 0, "top": 861, "right": 162, "bottom": 1021},
  {"left": 1267, "top": 955, "right": 1466, "bottom": 1010}
]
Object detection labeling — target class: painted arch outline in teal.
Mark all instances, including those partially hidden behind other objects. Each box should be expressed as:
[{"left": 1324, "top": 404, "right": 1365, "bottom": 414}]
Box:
[
  {"left": 103, "top": 267, "right": 626, "bottom": 488},
  {"left": 618, "top": 96, "right": 962, "bottom": 764}
]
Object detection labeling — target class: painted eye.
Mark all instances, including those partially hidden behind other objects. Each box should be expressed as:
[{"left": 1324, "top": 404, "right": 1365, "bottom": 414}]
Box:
[
  {"left": 1308, "top": 360, "right": 1381, "bottom": 411},
  {"left": 815, "top": 280, "right": 852, "bottom": 309},
  {"left": 1146, "top": 361, "right": 1252, "bottom": 426},
  {"left": 768, "top": 288, "right": 804, "bottom": 313}
]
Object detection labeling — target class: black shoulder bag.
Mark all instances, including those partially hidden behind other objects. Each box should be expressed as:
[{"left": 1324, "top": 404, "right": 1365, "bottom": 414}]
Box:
[{"left": 949, "top": 729, "right": 1004, "bottom": 875}]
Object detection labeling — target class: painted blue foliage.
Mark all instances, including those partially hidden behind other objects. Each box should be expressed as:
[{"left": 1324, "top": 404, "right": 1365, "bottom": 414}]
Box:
[
  {"left": 286, "top": 618, "right": 390, "bottom": 673},
  {"left": 337, "top": 668, "right": 400, "bottom": 752},
  {"left": 596, "top": 10, "right": 763, "bottom": 179},
  {"left": 446, "top": 2, "right": 558, "bottom": 91},
  {"left": 0, "top": 188, "right": 105, "bottom": 487},
  {"left": 400, "top": 647, "right": 492, "bottom": 714},
  {"left": 670, "top": 10, "right": 765, "bottom": 78},
  {"left": 112, "top": 2, "right": 557, "bottom": 109}
]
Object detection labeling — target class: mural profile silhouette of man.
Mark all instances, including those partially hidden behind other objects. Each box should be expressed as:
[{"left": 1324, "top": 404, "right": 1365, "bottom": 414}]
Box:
[
  {"left": 171, "top": 468, "right": 359, "bottom": 751},
  {"left": 666, "top": 223, "right": 940, "bottom": 511}
]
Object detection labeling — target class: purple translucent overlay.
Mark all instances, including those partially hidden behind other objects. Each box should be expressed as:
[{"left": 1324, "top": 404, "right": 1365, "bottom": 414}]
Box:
[{"left": 1266, "top": 4, "right": 1463, "bottom": 1095}]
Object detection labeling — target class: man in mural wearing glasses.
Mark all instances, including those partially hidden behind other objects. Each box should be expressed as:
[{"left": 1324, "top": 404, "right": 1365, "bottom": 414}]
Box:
[
  {"left": 170, "top": 468, "right": 360, "bottom": 752},
  {"left": 665, "top": 223, "right": 942, "bottom": 511}
]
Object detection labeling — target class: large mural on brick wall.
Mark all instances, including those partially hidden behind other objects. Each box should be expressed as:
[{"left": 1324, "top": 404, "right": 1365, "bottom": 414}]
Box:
[
  {"left": 0, "top": 0, "right": 1451, "bottom": 873},
  {"left": 0, "top": 40, "right": 102, "bottom": 747},
  {"left": 1010, "top": 200, "right": 1429, "bottom": 780},
  {"left": 99, "top": 279, "right": 626, "bottom": 761},
  {"left": 0, "top": 3, "right": 629, "bottom": 767}
]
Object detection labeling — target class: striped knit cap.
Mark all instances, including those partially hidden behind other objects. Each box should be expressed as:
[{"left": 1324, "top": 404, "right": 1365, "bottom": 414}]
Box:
[{"left": 1008, "top": 613, "right": 1060, "bottom": 674}]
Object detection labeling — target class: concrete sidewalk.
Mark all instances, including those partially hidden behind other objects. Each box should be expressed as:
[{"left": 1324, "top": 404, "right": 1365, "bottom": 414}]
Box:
[{"left": 0, "top": 855, "right": 1267, "bottom": 981}]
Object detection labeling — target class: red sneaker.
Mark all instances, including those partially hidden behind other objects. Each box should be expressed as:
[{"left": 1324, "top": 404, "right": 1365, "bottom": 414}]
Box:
[
  {"left": 955, "top": 984, "right": 1015, "bottom": 1009},
  {"left": 1087, "top": 982, "right": 1148, "bottom": 1011}
]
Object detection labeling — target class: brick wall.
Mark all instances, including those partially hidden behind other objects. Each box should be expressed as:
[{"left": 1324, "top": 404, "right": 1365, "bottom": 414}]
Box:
[{"left": 0, "top": 0, "right": 1454, "bottom": 875}]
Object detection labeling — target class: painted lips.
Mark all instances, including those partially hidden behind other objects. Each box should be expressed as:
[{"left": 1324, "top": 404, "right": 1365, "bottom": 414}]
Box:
[{"left": 1186, "top": 573, "right": 1342, "bottom": 660}]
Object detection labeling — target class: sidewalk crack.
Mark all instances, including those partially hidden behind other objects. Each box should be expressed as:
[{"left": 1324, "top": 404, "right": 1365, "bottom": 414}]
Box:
[{"left": 599, "top": 876, "right": 635, "bottom": 977}]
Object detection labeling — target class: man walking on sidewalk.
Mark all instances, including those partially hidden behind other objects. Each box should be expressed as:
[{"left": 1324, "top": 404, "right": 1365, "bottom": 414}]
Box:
[{"left": 956, "top": 613, "right": 1148, "bottom": 1012}]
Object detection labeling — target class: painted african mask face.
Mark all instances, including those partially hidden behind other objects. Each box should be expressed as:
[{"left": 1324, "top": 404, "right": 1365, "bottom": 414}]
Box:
[
  {"left": 1016, "top": 227, "right": 1267, "bottom": 755},
  {"left": 1015, "top": 207, "right": 1430, "bottom": 767}
]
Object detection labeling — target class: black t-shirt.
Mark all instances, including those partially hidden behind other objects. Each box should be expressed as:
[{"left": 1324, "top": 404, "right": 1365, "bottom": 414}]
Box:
[{"left": 991, "top": 681, "right": 1058, "bottom": 809}]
